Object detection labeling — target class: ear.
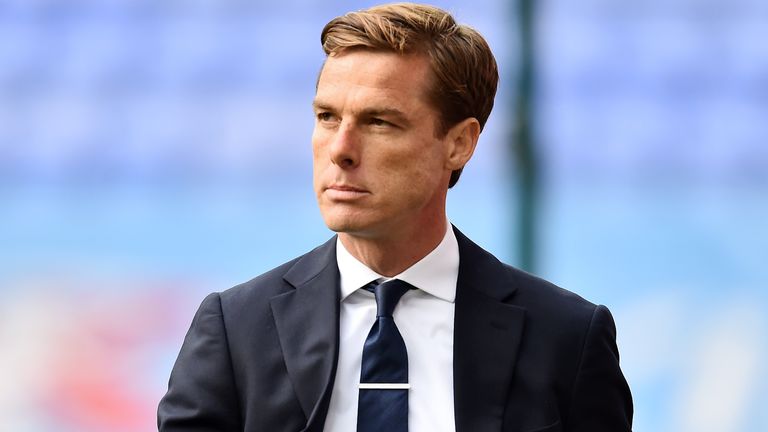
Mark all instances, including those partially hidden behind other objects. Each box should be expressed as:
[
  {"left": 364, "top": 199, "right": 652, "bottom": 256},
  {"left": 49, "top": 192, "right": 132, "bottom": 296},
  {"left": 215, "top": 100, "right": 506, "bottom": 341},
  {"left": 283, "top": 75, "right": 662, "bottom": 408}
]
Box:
[{"left": 444, "top": 117, "right": 481, "bottom": 171}]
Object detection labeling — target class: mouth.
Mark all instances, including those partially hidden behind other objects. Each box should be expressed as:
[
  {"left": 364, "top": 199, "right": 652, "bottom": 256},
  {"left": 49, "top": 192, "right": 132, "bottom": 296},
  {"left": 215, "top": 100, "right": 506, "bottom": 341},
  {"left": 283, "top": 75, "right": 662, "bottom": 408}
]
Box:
[{"left": 324, "top": 184, "right": 370, "bottom": 201}]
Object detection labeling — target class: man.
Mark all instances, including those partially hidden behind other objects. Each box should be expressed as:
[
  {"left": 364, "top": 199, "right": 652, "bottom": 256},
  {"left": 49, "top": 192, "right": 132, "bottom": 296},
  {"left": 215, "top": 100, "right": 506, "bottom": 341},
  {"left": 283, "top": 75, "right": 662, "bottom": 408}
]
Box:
[{"left": 158, "top": 3, "right": 633, "bottom": 432}]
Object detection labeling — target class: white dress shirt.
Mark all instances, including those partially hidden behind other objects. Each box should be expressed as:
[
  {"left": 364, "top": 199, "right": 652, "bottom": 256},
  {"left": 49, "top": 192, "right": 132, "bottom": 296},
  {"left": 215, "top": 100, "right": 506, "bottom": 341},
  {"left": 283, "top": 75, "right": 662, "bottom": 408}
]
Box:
[{"left": 323, "top": 223, "right": 458, "bottom": 432}]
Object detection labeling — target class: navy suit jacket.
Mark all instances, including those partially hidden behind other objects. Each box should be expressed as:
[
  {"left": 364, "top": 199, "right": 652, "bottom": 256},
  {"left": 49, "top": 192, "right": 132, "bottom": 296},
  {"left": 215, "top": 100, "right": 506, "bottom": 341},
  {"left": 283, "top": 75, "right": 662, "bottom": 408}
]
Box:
[{"left": 158, "top": 227, "right": 633, "bottom": 431}]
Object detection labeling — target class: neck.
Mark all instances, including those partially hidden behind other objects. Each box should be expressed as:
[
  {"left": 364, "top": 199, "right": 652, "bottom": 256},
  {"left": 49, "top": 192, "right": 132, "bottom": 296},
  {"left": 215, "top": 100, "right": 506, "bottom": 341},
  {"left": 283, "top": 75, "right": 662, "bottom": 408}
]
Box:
[{"left": 339, "top": 216, "right": 448, "bottom": 277}]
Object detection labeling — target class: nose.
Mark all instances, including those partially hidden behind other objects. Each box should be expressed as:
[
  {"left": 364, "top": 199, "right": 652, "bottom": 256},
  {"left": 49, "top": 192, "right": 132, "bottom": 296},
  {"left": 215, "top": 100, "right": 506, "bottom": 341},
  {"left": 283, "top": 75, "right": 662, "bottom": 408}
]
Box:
[{"left": 328, "top": 123, "right": 360, "bottom": 169}]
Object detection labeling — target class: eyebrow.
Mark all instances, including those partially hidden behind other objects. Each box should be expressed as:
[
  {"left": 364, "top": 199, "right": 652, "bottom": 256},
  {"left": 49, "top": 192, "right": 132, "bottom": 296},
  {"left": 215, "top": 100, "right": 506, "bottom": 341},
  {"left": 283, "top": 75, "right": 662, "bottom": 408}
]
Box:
[
  {"left": 363, "top": 107, "right": 407, "bottom": 119},
  {"left": 311, "top": 100, "right": 333, "bottom": 112}
]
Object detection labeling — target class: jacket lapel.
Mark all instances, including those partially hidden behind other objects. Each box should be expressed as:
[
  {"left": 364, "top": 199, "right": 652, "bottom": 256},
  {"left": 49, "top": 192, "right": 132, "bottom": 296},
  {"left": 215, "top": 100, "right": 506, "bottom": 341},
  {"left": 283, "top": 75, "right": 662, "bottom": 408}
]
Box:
[
  {"left": 270, "top": 237, "right": 340, "bottom": 432},
  {"left": 453, "top": 228, "right": 526, "bottom": 432}
]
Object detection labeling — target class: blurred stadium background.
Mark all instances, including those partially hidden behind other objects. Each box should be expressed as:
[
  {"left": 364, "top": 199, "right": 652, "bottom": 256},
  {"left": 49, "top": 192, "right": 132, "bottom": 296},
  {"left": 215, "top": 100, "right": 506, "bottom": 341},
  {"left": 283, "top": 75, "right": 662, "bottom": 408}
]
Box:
[{"left": 1, "top": 0, "right": 766, "bottom": 431}]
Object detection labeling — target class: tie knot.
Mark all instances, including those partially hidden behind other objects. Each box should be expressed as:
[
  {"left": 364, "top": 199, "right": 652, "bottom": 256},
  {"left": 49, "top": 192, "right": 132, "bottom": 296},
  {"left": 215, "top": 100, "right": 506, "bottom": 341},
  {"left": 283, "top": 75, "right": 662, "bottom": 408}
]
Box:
[{"left": 372, "top": 279, "right": 413, "bottom": 317}]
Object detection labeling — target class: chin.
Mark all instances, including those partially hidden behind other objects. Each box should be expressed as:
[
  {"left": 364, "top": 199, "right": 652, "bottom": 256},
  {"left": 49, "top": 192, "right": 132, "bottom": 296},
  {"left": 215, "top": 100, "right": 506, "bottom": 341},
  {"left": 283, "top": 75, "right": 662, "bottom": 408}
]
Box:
[
  {"left": 321, "top": 212, "right": 361, "bottom": 233},
  {"left": 321, "top": 211, "right": 378, "bottom": 236},
  {"left": 324, "top": 220, "right": 366, "bottom": 235}
]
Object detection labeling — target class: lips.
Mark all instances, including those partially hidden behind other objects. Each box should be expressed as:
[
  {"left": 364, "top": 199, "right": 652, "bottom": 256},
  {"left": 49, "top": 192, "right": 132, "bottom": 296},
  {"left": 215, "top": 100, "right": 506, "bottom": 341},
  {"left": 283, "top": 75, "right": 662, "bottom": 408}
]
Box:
[
  {"left": 325, "top": 183, "right": 370, "bottom": 200},
  {"left": 327, "top": 184, "right": 367, "bottom": 192}
]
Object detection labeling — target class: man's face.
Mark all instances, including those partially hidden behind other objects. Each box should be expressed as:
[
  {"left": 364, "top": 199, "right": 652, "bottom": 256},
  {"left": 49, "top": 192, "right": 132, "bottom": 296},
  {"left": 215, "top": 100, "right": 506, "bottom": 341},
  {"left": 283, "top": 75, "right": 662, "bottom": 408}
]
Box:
[{"left": 312, "top": 50, "right": 453, "bottom": 239}]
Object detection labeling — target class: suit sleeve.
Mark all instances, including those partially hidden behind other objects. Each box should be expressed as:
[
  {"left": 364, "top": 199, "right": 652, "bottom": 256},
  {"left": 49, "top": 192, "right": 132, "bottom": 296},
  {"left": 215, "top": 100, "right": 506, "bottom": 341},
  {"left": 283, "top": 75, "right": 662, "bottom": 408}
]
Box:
[
  {"left": 158, "top": 293, "right": 243, "bottom": 431},
  {"left": 565, "top": 305, "right": 633, "bottom": 431}
]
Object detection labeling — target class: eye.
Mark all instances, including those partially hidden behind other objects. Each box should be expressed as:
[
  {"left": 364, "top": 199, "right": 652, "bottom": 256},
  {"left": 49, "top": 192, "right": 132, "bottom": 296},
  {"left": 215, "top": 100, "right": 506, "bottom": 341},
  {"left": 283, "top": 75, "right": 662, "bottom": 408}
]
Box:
[
  {"left": 369, "top": 117, "right": 390, "bottom": 127},
  {"left": 317, "top": 112, "right": 334, "bottom": 122}
]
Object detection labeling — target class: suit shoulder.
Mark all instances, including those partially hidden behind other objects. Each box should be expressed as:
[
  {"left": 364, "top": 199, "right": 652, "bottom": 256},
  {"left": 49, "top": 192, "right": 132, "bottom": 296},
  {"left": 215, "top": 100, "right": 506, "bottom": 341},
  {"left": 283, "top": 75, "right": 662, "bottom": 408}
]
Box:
[
  {"left": 220, "top": 258, "right": 298, "bottom": 301},
  {"left": 455, "top": 226, "right": 599, "bottom": 321},
  {"left": 500, "top": 263, "right": 604, "bottom": 339},
  {"left": 506, "top": 264, "right": 595, "bottom": 309},
  {"left": 513, "top": 262, "right": 596, "bottom": 311},
  {"left": 217, "top": 236, "right": 337, "bottom": 309}
]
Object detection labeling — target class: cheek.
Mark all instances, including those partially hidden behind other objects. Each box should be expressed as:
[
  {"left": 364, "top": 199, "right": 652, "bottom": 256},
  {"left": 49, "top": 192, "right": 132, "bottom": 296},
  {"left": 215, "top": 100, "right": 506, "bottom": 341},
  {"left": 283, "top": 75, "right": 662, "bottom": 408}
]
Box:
[
  {"left": 379, "top": 146, "right": 444, "bottom": 195},
  {"left": 311, "top": 131, "right": 322, "bottom": 160},
  {"left": 311, "top": 136, "right": 326, "bottom": 190},
  {"left": 397, "top": 140, "right": 445, "bottom": 177},
  {"left": 311, "top": 133, "right": 329, "bottom": 169},
  {"left": 311, "top": 123, "right": 332, "bottom": 153}
]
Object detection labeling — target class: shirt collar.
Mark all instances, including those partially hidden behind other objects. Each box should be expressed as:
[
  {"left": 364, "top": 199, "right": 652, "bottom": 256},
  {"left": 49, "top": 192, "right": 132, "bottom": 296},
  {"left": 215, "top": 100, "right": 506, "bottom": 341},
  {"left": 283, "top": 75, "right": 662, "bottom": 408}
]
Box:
[{"left": 336, "top": 222, "right": 459, "bottom": 303}]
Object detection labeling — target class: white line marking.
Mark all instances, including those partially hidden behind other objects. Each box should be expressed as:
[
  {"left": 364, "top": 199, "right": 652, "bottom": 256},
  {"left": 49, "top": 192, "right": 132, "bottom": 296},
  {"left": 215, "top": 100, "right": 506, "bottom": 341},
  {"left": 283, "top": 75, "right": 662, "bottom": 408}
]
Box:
[{"left": 359, "top": 383, "right": 411, "bottom": 390}]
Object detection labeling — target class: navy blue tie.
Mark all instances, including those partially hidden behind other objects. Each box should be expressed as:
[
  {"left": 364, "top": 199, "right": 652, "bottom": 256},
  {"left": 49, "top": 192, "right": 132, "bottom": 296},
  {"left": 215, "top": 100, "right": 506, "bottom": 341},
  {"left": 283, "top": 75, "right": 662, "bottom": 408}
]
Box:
[{"left": 357, "top": 279, "right": 413, "bottom": 432}]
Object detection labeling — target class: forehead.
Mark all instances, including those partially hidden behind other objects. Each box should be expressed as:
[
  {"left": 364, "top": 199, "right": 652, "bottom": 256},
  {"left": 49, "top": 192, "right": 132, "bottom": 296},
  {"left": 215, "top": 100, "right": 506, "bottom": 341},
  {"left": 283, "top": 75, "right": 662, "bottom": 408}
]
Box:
[{"left": 315, "top": 50, "right": 434, "bottom": 108}]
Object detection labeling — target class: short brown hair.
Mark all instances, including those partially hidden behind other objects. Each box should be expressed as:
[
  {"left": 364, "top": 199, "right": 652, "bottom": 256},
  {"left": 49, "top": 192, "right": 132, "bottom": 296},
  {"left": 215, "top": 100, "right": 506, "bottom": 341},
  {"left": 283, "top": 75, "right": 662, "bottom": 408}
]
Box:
[{"left": 321, "top": 2, "right": 499, "bottom": 188}]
